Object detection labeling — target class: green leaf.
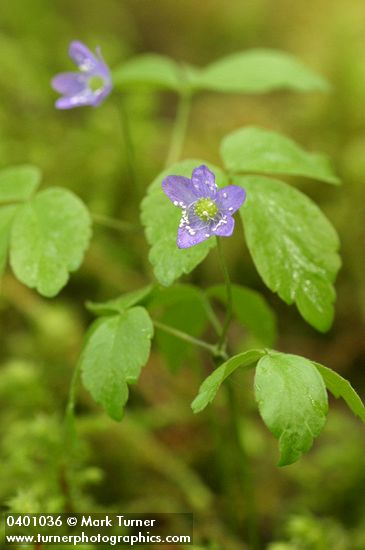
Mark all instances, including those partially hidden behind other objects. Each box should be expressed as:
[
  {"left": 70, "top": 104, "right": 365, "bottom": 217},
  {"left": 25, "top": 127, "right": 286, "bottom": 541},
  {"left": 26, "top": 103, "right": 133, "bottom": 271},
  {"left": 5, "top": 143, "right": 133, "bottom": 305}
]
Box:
[
  {"left": 192, "top": 349, "right": 265, "bottom": 413},
  {"left": 196, "top": 49, "right": 329, "bottom": 94},
  {"left": 239, "top": 176, "right": 341, "bottom": 331},
  {"left": 0, "top": 165, "right": 41, "bottom": 203},
  {"left": 255, "top": 352, "right": 328, "bottom": 466},
  {"left": 112, "top": 54, "right": 183, "bottom": 91},
  {"left": 80, "top": 307, "right": 154, "bottom": 421},
  {"left": 0, "top": 205, "right": 18, "bottom": 277},
  {"left": 149, "top": 283, "right": 205, "bottom": 309},
  {"left": 314, "top": 363, "right": 365, "bottom": 423},
  {"left": 141, "top": 160, "right": 226, "bottom": 286},
  {"left": 10, "top": 187, "right": 92, "bottom": 297},
  {"left": 221, "top": 127, "right": 340, "bottom": 184},
  {"left": 86, "top": 285, "right": 153, "bottom": 316},
  {"left": 207, "top": 284, "right": 277, "bottom": 347},
  {"left": 151, "top": 285, "right": 208, "bottom": 371}
]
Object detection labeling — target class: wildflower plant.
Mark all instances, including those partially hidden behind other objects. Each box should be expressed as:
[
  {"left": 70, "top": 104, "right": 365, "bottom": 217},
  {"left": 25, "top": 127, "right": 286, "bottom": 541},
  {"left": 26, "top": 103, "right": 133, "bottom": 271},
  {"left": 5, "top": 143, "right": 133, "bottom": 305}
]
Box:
[
  {"left": 52, "top": 40, "right": 112, "bottom": 109},
  {"left": 1, "top": 39, "right": 365, "bottom": 548}
]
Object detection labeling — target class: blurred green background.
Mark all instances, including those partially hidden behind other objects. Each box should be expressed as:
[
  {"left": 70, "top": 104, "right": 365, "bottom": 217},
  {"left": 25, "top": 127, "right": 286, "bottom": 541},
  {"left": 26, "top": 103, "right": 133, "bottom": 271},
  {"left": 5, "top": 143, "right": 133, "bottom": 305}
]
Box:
[{"left": 1, "top": 1, "right": 365, "bottom": 548}]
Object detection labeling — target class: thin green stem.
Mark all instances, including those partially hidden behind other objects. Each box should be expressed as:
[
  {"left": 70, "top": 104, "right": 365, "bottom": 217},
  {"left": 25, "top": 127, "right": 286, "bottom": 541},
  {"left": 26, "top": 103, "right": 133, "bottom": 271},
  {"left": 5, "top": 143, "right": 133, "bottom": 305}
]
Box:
[
  {"left": 226, "top": 379, "right": 260, "bottom": 549},
  {"left": 215, "top": 237, "right": 260, "bottom": 547},
  {"left": 0, "top": 199, "right": 23, "bottom": 207},
  {"left": 115, "top": 94, "right": 141, "bottom": 197},
  {"left": 164, "top": 91, "right": 192, "bottom": 168},
  {"left": 200, "top": 291, "right": 222, "bottom": 336},
  {"left": 153, "top": 319, "right": 227, "bottom": 360},
  {"left": 65, "top": 361, "right": 82, "bottom": 431},
  {"left": 91, "top": 212, "right": 140, "bottom": 233},
  {"left": 60, "top": 361, "right": 82, "bottom": 514},
  {"left": 216, "top": 237, "right": 233, "bottom": 351}
]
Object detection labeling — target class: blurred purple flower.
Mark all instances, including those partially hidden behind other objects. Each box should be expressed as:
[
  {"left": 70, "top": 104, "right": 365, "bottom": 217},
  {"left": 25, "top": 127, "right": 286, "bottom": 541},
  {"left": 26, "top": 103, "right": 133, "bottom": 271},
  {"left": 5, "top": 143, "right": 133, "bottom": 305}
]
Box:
[
  {"left": 162, "top": 165, "right": 246, "bottom": 249},
  {"left": 51, "top": 41, "right": 112, "bottom": 109}
]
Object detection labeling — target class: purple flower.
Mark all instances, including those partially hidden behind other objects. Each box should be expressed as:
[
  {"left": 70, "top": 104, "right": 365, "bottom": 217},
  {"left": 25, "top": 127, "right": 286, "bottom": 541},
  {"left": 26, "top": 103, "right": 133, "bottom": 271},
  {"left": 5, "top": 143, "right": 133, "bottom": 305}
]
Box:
[
  {"left": 51, "top": 41, "right": 112, "bottom": 109},
  {"left": 162, "top": 165, "right": 246, "bottom": 249}
]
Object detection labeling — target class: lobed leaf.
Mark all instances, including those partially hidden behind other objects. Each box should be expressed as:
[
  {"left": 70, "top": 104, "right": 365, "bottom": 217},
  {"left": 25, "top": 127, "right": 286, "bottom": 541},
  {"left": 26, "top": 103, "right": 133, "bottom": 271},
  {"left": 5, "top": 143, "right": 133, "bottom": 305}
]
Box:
[
  {"left": 191, "top": 349, "right": 265, "bottom": 413},
  {"left": 255, "top": 351, "right": 328, "bottom": 466},
  {"left": 221, "top": 126, "right": 340, "bottom": 184},
  {"left": 141, "top": 160, "right": 226, "bottom": 286},
  {"left": 10, "top": 187, "right": 92, "bottom": 297},
  {"left": 149, "top": 283, "right": 205, "bottom": 309},
  {"left": 239, "top": 176, "right": 341, "bottom": 331},
  {"left": 195, "top": 49, "right": 329, "bottom": 94},
  {"left": 80, "top": 307, "right": 154, "bottom": 421},
  {"left": 112, "top": 54, "right": 184, "bottom": 92},
  {"left": 314, "top": 363, "right": 365, "bottom": 423},
  {"left": 0, "top": 165, "right": 41, "bottom": 203},
  {"left": 207, "top": 284, "right": 277, "bottom": 347}
]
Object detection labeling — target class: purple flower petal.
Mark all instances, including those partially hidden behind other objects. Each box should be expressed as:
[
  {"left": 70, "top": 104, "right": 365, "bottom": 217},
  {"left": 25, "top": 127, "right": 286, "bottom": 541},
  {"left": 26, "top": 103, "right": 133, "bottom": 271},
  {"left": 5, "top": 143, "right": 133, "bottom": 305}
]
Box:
[
  {"left": 51, "top": 72, "right": 87, "bottom": 95},
  {"left": 162, "top": 176, "right": 199, "bottom": 208},
  {"left": 191, "top": 165, "right": 217, "bottom": 198},
  {"left": 162, "top": 165, "right": 246, "bottom": 248},
  {"left": 217, "top": 185, "right": 246, "bottom": 214},
  {"left": 212, "top": 215, "right": 234, "bottom": 237},
  {"left": 52, "top": 41, "right": 113, "bottom": 110},
  {"left": 69, "top": 40, "right": 99, "bottom": 71},
  {"left": 55, "top": 90, "right": 95, "bottom": 109},
  {"left": 94, "top": 47, "right": 111, "bottom": 79},
  {"left": 177, "top": 226, "right": 210, "bottom": 248}
]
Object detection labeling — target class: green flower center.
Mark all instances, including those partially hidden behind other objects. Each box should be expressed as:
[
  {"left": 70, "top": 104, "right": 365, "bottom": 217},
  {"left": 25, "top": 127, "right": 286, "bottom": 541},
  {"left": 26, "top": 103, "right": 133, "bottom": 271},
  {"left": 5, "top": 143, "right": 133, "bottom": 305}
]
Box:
[
  {"left": 88, "top": 75, "right": 105, "bottom": 92},
  {"left": 194, "top": 198, "right": 218, "bottom": 221}
]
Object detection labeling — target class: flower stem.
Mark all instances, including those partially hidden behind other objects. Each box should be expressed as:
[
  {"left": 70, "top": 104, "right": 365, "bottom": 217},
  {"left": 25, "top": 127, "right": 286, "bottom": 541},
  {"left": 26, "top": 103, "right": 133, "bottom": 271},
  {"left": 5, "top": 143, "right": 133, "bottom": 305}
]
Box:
[
  {"left": 115, "top": 94, "right": 141, "bottom": 197},
  {"left": 199, "top": 291, "right": 222, "bottom": 336},
  {"left": 215, "top": 237, "right": 260, "bottom": 548},
  {"left": 65, "top": 360, "right": 82, "bottom": 434},
  {"left": 164, "top": 91, "right": 192, "bottom": 168},
  {"left": 91, "top": 212, "right": 140, "bottom": 233},
  {"left": 226, "top": 378, "right": 260, "bottom": 549},
  {"left": 153, "top": 319, "right": 226, "bottom": 360},
  {"left": 216, "top": 237, "right": 233, "bottom": 351}
]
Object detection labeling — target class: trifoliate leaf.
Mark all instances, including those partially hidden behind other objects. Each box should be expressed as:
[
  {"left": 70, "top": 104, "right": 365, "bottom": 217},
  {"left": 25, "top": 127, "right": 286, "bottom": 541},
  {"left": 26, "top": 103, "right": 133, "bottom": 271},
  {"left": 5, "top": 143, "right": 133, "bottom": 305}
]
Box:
[
  {"left": 0, "top": 165, "right": 41, "bottom": 203},
  {"left": 141, "top": 160, "right": 225, "bottom": 286},
  {"left": 196, "top": 49, "right": 329, "bottom": 93},
  {"left": 255, "top": 351, "right": 328, "bottom": 466},
  {"left": 314, "top": 363, "right": 365, "bottom": 423},
  {"left": 207, "top": 284, "right": 277, "bottom": 347},
  {"left": 80, "top": 307, "right": 154, "bottom": 421},
  {"left": 10, "top": 187, "right": 92, "bottom": 297},
  {"left": 192, "top": 349, "right": 265, "bottom": 413},
  {"left": 86, "top": 285, "right": 153, "bottom": 316},
  {"left": 239, "top": 176, "right": 341, "bottom": 331},
  {"left": 221, "top": 127, "right": 340, "bottom": 184}
]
